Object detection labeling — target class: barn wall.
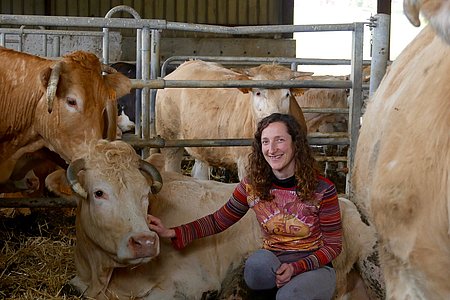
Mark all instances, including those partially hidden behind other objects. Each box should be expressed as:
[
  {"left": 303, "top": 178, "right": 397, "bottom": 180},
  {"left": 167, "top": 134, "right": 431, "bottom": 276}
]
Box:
[
  {"left": 0, "top": 0, "right": 293, "bottom": 31},
  {"left": 0, "top": 0, "right": 296, "bottom": 61}
]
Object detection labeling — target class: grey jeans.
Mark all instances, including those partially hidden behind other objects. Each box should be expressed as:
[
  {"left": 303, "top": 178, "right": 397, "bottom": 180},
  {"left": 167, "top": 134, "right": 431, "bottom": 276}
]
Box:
[{"left": 244, "top": 249, "right": 336, "bottom": 300}]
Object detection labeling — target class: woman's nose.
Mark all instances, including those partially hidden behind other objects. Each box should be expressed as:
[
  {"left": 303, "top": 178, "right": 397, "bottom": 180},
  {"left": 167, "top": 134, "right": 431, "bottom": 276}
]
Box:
[{"left": 268, "top": 142, "right": 277, "bottom": 153}]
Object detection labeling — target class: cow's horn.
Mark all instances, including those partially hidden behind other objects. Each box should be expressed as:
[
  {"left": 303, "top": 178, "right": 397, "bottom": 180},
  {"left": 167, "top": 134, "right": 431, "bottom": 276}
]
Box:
[
  {"left": 139, "top": 160, "right": 163, "bottom": 194},
  {"left": 102, "top": 64, "right": 117, "bottom": 74},
  {"left": 66, "top": 158, "right": 88, "bottom": 199},
  {"left": 46, "top": 61, "right": 63, "bottom": 113}
]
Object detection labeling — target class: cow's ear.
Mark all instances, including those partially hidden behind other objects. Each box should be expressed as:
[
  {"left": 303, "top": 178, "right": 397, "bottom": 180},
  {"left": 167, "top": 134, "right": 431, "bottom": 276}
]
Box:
[
  {"left": 45, "top": 169, "right": 80, "bottom": 204},
  {"left": 104, "top": 73, "right": 132, "bottom": 99},
  {"left": 229, "top": 74, "right": 251, "bottom": 94},
  {"left": 39, "top": 67, "right": 52, "bottom": 92},
  {"left": 291, "top": 88, "right": 309, "bottom": 97}
]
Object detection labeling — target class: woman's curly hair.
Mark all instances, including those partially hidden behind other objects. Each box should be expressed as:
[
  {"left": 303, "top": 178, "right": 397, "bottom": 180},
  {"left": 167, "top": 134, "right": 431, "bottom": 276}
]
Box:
[{"left": 246, "top": 113, "right": 319, "bottom": 202}]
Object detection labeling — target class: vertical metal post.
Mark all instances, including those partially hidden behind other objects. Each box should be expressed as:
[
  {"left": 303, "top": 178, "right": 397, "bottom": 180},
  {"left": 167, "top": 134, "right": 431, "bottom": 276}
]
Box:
[
  {"left": 150, "top": 29, "right": 161, "bottom": 141},
  {"left": 102, "top": 27, "right": 110, "bottom": 64},
  {"left": 369, "top": 13, "right": 390, "bottom": 96},
  {"left": 0, "top": 33, "right": 4, "bottom": 46},
  {"left": 141, "top": 26, "right": 151, "bottom": 157},
  {"left": 135, "top": 28, "right": 142, "bottom": 136},
  {"left": 346, "top": 22, "right": 365, "bottom": 197}
]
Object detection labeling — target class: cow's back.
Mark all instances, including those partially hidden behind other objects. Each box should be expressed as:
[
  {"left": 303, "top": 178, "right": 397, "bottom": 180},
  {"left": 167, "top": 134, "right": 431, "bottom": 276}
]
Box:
[
  {"left": 156, "top": 60, "right": 254, "bottom": 141},
  {"left": 352, "top": 25, "right": 450, "bottom": 298},
  {"left": 0, "top": 48, "right": 49, "bottom": 135}
]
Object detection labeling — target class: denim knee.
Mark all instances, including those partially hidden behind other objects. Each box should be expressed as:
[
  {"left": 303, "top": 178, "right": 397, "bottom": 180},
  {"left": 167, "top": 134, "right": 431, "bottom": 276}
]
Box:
[{"left": 244, "top": 249, "right": 281, "bottom": 290}]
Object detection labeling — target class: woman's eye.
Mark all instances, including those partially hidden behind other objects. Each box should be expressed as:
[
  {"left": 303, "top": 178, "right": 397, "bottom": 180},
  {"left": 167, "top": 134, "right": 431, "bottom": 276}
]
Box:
[
  {"left": 94, "top": 190, "right": 104, "bottom": 198},
  {"left": 66, "top": 97, "right": 77, "bottom": 107}
]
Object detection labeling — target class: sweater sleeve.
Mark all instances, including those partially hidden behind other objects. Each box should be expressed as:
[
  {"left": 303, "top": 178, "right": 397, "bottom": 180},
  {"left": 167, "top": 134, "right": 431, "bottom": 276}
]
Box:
[
  {"left": 290, "top": 183, "right": 343, "bottom": 275},
  {"left": 171, "top": 180, "right": 250, "bottom": 250}
]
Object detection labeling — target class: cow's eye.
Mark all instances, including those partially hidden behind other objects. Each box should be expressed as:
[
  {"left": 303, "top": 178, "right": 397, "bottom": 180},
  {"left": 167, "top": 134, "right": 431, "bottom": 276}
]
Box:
[
  {"left": 286, "top": 91, "right": 291, "bottom": 97},
  {"left": 94, "top": 190, "right": 104, "bottom": 198},
  {"left": 255, "top": 91, "right": 261, "bottom": 96},
  {"left": 66, "top": 97, "right": 77, "bottom": 107}
]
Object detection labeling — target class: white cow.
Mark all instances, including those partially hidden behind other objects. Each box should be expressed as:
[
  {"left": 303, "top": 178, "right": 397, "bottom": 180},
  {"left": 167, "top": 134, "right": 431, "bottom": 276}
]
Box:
[
  {"left": 155, "top": 60, "right": 309, "bottom": 180},
  {"left": 352, "top": 15, "right": 450, "bottom": 299},
  {"left": 46, "top": 140, "right": 378, "bottom": 299}
]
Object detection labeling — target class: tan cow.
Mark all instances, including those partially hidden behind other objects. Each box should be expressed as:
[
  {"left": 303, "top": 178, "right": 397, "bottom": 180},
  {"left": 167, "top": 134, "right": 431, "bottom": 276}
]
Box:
[
  {"left": 155, "top": 60, "right": 309, "bottom": 180},
  {"left": 0, "top": 47, "right": 131, "bottom": 186},
  {"left": 46, "top": 140, "right": 376, "bottom": 299},
  {"left": 352, "top": 23, "right": 450, "bottom": 299},
  {"left": 404, "top": 0, "right": 450, "bottom": 44}
]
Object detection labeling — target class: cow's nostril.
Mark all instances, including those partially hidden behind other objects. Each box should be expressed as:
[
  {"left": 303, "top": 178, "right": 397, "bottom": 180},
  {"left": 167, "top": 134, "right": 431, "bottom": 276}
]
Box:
[{"left": 129, "top": 236, "right": 142, "bottom": 248}]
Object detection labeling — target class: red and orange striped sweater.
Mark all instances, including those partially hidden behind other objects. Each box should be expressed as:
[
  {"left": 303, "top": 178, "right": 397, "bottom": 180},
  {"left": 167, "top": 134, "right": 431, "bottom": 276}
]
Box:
[{"left": 171, "top": 175, "right": 342, "bottom": 276}]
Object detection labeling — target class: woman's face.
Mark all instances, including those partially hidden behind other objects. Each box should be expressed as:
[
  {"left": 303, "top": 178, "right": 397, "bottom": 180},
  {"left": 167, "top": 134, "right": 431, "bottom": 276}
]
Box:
[{"left": 261, "top": 121, "right": 295, "bottom": 179}]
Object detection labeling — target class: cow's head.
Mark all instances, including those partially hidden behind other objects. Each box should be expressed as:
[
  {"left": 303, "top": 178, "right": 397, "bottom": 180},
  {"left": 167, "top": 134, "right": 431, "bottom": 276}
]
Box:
[
  {"left": 46, "top": 140, "right": 163, "bottom": 287},
  {"left": 37, "top": 51, "right": 131, "bottom": 163},
  {"left": 231, "top": 64, "right": 313, "bottom": 123}
]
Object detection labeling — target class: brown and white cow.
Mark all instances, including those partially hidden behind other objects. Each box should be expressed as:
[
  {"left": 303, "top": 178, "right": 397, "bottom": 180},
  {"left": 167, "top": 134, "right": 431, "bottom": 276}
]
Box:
[
  {"left": 47, "top": 140, "right": 376, "bottom": 299},
  {"left": 0, "top": 47, "right": 131, "bottom": 186},
  {"left": 352, "top": 21, "right": 450, "bottom": 299},
  {"left": 155, "top": 60, "right": 309, "bottom": 180}
]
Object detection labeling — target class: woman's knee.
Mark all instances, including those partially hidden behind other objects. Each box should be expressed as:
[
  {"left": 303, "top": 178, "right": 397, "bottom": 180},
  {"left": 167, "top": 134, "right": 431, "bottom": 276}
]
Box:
[{"left": 244, "top": 249, "right": 280, "bottom": 290}]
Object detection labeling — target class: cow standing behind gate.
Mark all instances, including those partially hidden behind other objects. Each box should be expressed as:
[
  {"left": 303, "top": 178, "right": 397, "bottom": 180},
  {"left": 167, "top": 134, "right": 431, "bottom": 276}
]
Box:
[
  {"left": 0, "top": 47, "right": 131, "bottom": 186},
  {"left": 155, "top": 60, "right": 309, "bottom": 180},
  {"left": 46, "top": 140, "right": 377, "bottom": 299},
  {"left": 351, "top": 0, "right": 450, "bottom": 298}
]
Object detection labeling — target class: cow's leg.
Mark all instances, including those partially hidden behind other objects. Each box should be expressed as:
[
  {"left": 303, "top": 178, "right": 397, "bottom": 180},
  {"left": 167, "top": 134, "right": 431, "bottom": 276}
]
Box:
[
  {"left": 161, "top": 147, "right": 184, "bottom": 173},
  {"left": 191, "top": 159, "right": 210, "bottom": 180}
]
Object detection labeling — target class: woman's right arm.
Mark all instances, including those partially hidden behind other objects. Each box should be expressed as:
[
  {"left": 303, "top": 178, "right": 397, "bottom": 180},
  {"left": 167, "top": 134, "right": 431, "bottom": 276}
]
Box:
[{"left": 148, "top": 179, "right": 250, "bottom": 250}]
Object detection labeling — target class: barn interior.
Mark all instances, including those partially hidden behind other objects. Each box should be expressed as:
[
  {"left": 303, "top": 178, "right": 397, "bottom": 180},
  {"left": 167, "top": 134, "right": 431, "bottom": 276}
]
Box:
[{"left": 0, "top": 0, "right": 395, "bottom": 299}]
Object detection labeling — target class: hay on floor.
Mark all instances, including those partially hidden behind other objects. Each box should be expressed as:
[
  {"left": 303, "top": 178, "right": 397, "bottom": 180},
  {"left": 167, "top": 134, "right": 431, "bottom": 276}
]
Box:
[{"left": 0, "top": 208, "right": 80, "bottom": 300}]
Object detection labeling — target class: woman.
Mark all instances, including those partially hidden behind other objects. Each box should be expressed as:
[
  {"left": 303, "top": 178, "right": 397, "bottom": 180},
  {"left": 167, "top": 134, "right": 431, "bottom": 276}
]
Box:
[{"left": 148, "top": 113, "right": 342, "bottom": 300}]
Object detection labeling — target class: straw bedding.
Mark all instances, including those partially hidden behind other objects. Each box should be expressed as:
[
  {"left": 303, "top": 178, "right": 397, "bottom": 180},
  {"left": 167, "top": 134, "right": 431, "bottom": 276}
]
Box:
[{"left": 0, "top": 208, "right": 80, "bottom": 300}]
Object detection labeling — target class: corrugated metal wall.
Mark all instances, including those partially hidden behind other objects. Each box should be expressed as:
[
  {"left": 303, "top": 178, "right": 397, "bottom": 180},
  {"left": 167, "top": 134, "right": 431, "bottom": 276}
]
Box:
[
  {"left": 0, "top": 0, "right": 296, "bottom": 59},
  {"left": 0, "top": 0, "right": 293, "bottom": 26}
]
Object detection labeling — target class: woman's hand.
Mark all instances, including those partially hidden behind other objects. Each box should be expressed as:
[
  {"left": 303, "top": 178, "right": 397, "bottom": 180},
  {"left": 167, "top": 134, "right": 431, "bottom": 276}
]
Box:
[
  {"left": 275, "top": 263, "right": 294, "bottom": 288},
  {"left": 147, "top": 214, "right": 176, "bottom": 238}
]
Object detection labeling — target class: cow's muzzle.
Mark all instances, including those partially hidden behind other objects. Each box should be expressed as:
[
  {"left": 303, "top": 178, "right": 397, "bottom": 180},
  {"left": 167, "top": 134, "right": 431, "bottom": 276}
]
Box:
[{"left": 118, "top": 231, "right": 160, "bottom": 263}]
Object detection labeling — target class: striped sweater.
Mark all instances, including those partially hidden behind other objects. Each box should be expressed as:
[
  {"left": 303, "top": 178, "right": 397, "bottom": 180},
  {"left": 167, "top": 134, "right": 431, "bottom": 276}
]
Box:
[{"left": 171, "top": 175, "right": 342, "bottom": 276}]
